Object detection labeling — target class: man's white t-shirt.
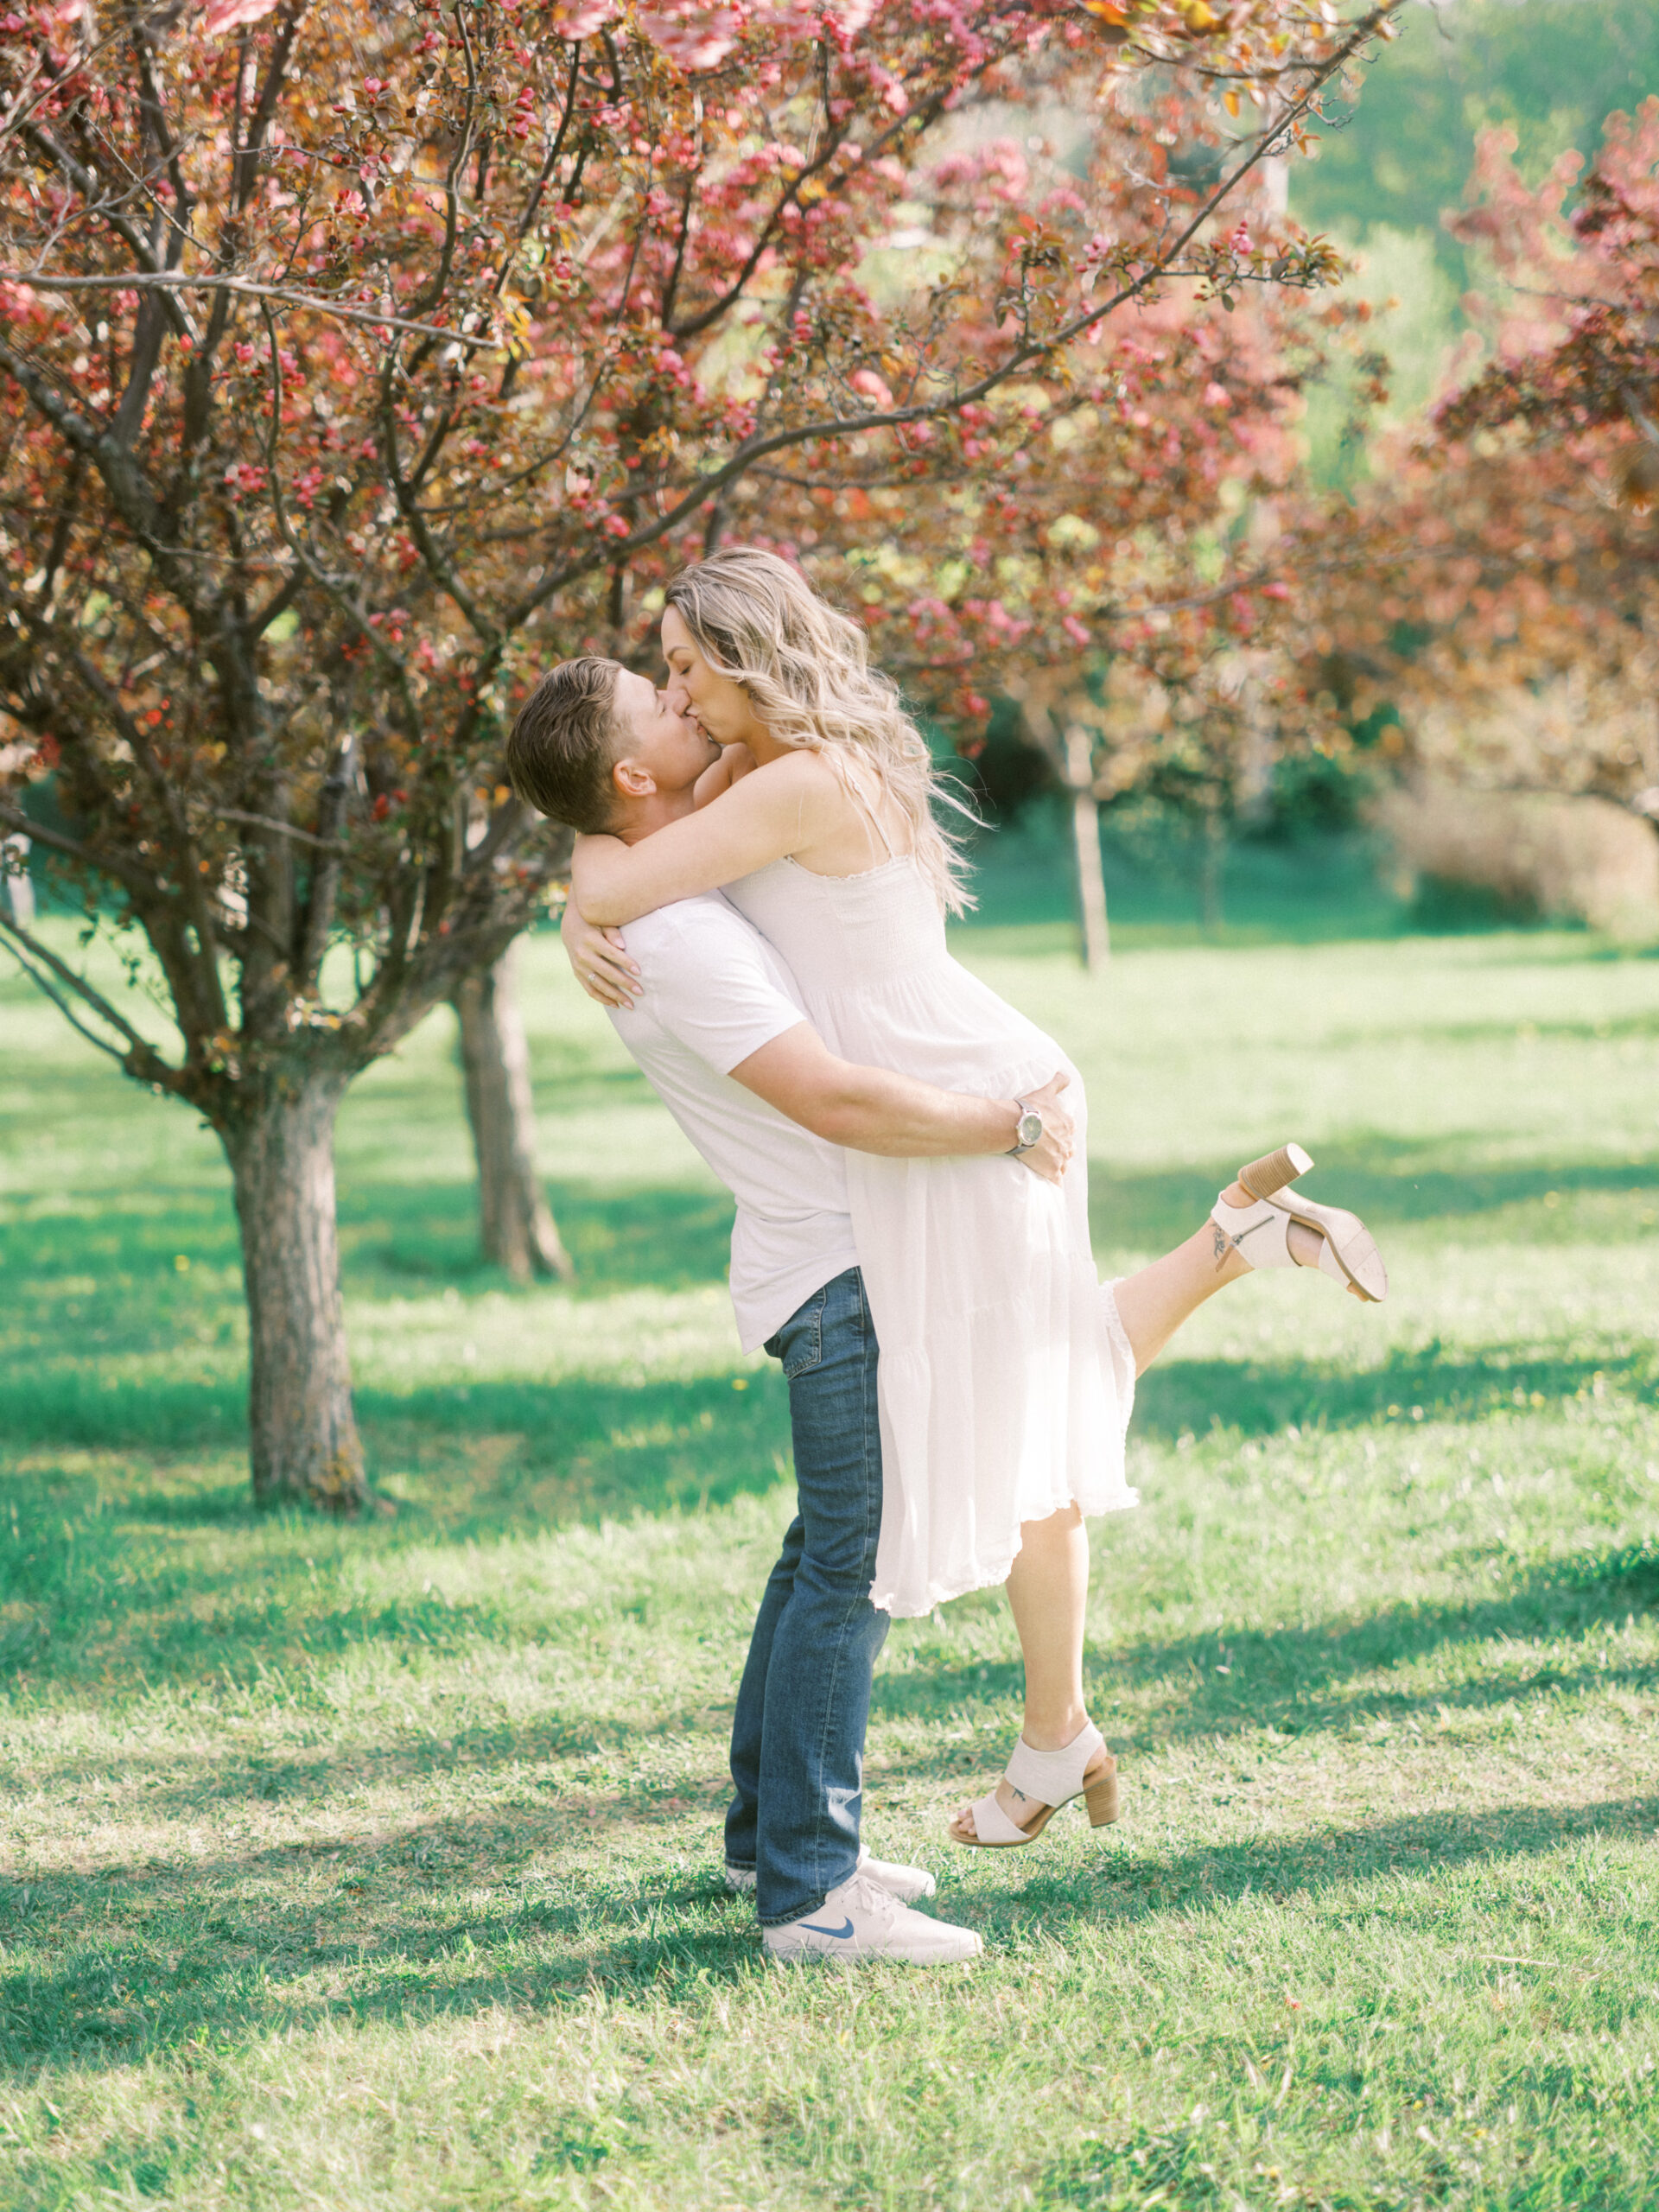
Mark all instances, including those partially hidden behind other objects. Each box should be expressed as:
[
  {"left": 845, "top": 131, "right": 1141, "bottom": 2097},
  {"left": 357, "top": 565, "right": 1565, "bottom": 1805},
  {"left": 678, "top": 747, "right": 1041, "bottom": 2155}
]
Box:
[{"left": 607, "top": 893, "right": 860, "bottom": 1350}]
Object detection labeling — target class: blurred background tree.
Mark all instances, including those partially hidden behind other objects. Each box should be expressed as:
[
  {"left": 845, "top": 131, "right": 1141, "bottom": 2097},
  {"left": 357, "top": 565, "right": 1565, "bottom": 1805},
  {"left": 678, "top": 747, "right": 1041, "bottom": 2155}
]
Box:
[
  {"left": 910, "top": 2, "right": 1659, "bottom": 950},
  {"left": 817, "top": 221, "right": 1357, "bottom": 966},
  {"left": 1287, "top": 0, "right": 1659, "bottom": 485},
  {"left": 1296, "top": 92, "right": 1659, "bottom": 938}
]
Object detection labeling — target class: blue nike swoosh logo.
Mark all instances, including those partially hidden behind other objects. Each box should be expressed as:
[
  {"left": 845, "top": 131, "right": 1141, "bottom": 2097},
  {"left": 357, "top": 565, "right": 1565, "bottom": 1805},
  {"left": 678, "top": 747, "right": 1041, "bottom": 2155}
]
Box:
[{"left": 800, "top": 1916, "right": 855, "bottom": 1939}]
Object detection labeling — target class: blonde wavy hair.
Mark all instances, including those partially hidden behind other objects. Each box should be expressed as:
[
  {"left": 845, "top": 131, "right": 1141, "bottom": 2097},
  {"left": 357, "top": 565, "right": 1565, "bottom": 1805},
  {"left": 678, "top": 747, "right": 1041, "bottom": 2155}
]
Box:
[{"left": 664, "top": 547, "right": 974, "bottom": 914}]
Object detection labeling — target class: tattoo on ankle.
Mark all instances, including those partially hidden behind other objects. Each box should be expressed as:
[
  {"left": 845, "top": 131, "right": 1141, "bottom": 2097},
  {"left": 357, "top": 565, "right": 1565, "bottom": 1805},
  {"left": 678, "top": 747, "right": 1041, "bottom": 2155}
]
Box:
[{"left": 1211, "top": 1224, "right": 1232, "bottom": 1271}]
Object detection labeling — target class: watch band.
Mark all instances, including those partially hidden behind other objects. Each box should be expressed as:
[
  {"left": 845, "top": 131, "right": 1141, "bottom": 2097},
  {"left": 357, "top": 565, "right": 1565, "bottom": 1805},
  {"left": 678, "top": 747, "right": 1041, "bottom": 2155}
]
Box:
[{"left": 1007, "top": 1098, "right": 1043, "bottom": 1156}]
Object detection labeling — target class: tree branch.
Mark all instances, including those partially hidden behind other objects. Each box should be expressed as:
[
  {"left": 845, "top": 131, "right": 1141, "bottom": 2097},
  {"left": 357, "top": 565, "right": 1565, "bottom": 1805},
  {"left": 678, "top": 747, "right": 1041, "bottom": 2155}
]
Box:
[
  {"left": 0, "top": 908, "right": 183, "bottom": 1086},
  {"left": 502, "top": 14, "right": 1389, "bottom": 633},
  {"left": 0, "top": 271, "right": 499, "bottom": 350},
  {"left": 0, "top": 798, "right": 153, "bottom": 896},
  {"left": 18, "top": 123, "right": 195, "bottom": 340},
  {"left": 236, "top": 1, "right": 308, "bottom": 213},
  {"left": 217, "top": 807, "right": 349, "bottom": 853}
]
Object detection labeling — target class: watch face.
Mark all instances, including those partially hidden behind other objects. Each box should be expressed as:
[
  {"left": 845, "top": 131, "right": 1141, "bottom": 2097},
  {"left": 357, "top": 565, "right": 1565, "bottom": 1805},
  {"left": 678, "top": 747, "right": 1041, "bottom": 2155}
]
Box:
[{"left": 1018, "top": 1110, "right": 1043, "bottom": 1149}]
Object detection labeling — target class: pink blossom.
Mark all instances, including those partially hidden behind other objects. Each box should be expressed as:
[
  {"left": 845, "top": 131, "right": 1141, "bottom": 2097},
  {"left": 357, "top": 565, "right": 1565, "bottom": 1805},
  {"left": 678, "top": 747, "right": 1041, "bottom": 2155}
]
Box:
[
  {"left": 638, "top": 2, "right": 740, "bottom": 70},
  {"left": 550, "top": 0, "right": 619, "bottom": 32},
  {"left": 202, "top": 0, "right": 278, "bottom": 34}
]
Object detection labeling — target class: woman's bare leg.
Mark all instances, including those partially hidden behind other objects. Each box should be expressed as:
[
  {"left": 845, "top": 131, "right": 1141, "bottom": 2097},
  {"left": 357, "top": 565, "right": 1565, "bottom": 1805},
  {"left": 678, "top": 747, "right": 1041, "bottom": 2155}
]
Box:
[
  {"left": 1006, "top": 1503, "right": 1090, "bottom": 1750},
  {"left": 1004, "top": 1213, "right": 1265, "bottom": 1756},
  {"left": 1115, "top": 1179, "right": 1344, "bottom": 1376},
  {"left": 950, "top": 1184, "right": 1330, "bottom": 1840},
  {"left": 948, "top": 1502, "right": 1092, "bottom": 1841}
]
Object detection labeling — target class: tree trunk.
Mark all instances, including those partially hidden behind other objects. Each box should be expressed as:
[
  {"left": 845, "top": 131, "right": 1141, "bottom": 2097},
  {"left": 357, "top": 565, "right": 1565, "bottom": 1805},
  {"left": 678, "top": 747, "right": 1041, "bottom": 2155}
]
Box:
[
  {"left": 224, "top": 1073, "right": 367, "bottom": 1514},
  {"left": 3, "top": 833, "right": 34, "bottom": 926},
  {"left": 1199, "top": 806, "right": 1227, "bottom": 932},
  {"left": 1065, "top": 724, "right": 1110, "bottom": 971},
  {"left": 453, "top": 940, "right": 574, "bottom": 1285}
]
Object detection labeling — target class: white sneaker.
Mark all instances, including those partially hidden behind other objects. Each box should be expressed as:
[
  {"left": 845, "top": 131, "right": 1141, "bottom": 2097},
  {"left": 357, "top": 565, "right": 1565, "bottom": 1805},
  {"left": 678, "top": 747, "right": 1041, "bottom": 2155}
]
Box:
[
  {"left": 725, "top": 1845, "right": 936, "bottom": 1903},
  {"left": 762, "top": 1872, "right": 982, "bottom": 1967}
]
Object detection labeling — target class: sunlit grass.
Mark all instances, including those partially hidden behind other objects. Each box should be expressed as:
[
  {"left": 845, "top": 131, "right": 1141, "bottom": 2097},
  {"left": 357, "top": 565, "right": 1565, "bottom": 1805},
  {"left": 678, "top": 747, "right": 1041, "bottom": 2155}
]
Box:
[{"left": 2, "top": 920, "right": 1658, "bottom": 2209}]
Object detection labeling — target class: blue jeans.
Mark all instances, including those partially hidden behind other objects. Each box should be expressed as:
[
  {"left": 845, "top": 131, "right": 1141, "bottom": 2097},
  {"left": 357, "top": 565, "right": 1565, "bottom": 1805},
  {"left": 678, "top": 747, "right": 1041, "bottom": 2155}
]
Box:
[{"left": 725, "top": 1268, "right": 889, "bottom": 1928}]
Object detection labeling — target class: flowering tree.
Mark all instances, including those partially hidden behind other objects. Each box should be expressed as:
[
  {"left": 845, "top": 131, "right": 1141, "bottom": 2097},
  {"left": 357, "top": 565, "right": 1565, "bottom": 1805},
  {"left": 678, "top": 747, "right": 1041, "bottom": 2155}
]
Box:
[
  {"left": 879, "top": 197, "right": 1347, "bottom": 959},
  {"left": 1300, "top": 101, "right": 1659, "bottom": 825},
  {"left": 756, "top": 144, "right": 1354, "bottom": 960},
  {"left": 0, "top": 0, "right": 1396, "bottom": 1510}
]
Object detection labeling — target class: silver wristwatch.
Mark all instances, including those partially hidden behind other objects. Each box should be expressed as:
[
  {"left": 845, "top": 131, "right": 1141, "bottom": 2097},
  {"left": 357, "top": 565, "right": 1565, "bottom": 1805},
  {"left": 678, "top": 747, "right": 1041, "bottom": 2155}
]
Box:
[{"left": 1007, "top": 1099, "right": 1043, "bottom": 1156}]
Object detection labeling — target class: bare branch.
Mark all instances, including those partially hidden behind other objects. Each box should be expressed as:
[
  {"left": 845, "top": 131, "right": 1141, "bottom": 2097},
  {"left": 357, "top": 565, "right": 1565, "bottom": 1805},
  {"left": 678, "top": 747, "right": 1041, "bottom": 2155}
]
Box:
[
  {"left": 0, "top": 271, "right": 500, "bottom": 351},
  {"left": 0, "top": 907, "right": 183, "bottom": 1085},
  {"left": 0, "top": 798, "right": 154, "bottom": 895},
  {"left": 216, "top": 807, "right": 348, "bottom": 852},
  {"left": 404, "top": 0, "right": 480, "bottom": 334},
  {"left": 296, "top": 732, "right": 355, "bottom": 986},
  {"left": 18, "top": 123, "right": 194, "bottom": 339},
  {"left": 236, "top": 1, "right": 309, "bottom": 213}
]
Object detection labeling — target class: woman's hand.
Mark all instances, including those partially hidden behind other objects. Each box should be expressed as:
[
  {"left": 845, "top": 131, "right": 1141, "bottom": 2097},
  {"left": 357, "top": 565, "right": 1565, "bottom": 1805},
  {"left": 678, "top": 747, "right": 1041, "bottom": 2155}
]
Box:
[
  {"left": 561, "top": 894, "right": 640, "bottom": 1009},
  {"left": 1014, "top": 1071, "right": 1076, "bottom": 1186}
]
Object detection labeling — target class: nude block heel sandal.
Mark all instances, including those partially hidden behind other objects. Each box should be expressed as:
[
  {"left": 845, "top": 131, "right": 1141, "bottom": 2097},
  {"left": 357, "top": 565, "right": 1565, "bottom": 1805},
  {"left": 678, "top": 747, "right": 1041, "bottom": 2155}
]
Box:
[
  {"left": 1211, "top": 1141, "right": 1389, "bottom": 1305},
  {"left": 1237, "top": 1141, "right": 1314, "bottom": 1200},
  {"left": 950, "top": 1722, "right": 1119, "bottom": 1848},
  {"left": 1083, "top": 1759, "right": 1121, "bottom": 1828}
]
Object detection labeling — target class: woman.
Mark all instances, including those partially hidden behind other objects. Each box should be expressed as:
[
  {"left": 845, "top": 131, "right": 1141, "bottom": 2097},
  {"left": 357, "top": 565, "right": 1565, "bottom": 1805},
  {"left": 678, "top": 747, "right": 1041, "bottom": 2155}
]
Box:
[{"left": 565, "top": 547, "right": 1386, "bottom": 1848}]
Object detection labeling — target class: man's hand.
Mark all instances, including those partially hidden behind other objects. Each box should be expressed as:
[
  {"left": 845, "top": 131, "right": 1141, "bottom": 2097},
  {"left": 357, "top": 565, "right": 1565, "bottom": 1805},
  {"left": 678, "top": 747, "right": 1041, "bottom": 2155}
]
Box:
[
  {"left": 1014, "top": 1071, "right": 1075, "bottom": 1187},
  {"left": 560, "top": 893, "right": 640, "bottom": 1008}
]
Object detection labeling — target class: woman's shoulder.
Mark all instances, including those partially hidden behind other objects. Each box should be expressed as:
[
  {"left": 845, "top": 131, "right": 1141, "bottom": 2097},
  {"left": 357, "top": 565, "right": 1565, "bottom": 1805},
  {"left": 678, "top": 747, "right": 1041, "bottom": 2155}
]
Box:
[
  {"left": 746, "top": 744, "right": 838, "bottom": 792},
  {"left": 728, "top": 745, "right": 857, "bottom": 824}
]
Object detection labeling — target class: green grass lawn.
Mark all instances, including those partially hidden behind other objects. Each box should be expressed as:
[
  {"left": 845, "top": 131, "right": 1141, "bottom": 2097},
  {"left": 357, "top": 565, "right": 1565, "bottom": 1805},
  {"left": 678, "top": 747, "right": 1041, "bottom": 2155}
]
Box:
[{"left": 3, "top": 915, "right": 1658, "bottom": 2210}]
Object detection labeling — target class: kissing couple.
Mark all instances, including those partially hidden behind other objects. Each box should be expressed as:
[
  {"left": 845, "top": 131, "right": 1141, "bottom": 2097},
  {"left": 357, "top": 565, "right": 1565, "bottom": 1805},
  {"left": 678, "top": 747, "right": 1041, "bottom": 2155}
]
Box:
[{"left": 507, "top": 547, "right": 1389, "bottom": 1967}]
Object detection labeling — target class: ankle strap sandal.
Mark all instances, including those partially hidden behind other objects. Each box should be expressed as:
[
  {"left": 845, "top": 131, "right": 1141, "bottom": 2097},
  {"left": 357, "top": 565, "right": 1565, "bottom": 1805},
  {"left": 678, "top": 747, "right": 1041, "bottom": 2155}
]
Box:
[
  {"left": 1211, "top": 1142, "right": 1389, "bottom": 1304},
  {"left": 949, "top": 1721, "right": 1120, "bottom": 1848}
]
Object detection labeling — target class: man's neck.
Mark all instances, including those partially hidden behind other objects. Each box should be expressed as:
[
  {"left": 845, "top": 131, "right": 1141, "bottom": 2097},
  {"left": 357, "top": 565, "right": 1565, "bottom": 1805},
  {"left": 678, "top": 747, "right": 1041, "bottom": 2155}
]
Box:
[{"left": 616, "top": 786, "right": 695, "bottom": 846}]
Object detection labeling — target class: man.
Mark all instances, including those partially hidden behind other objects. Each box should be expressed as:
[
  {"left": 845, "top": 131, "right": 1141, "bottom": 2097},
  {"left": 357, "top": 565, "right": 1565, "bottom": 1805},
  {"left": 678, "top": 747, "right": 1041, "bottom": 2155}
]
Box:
[{"left": 506, "top": 657, "right": 1072, "bottom": 1967}]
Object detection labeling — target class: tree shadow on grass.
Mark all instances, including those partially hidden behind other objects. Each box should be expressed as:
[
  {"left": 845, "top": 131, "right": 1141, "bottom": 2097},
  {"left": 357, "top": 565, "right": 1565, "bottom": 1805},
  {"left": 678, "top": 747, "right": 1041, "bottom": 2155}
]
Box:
[
  {"left": 12, "top": 1690, "right": 737, "bottom": 1818},
  {"left": 0, "top": 1367, "right": 791, "bottom": 1687},
  {"left": 2, "top": 1173, "right": 734, "bottom": 1307},
  {"left": 0, "top": 1810, "right": 756, "bottom": 2077},
  {"left": 4, "top": 1318, "right": 1650, "bottom": 1699},
  {"left": 1131, "top": 1343, "right": 1655, "bottom": 1444},
  {"left": 6, "top": 1324, "right": 1644, "bottom": 1485},
  {"left": 987, "top": 1791, "right": 1659, "bottom": 1934},
  {"left": 14, "top": 1531, "right": 1652, "bottom": 1842},
  {"left": 341, "top": 1178, "right": 734, "bottom": 1298},
  {"left": 5, "top": 1787, "right": 1656, "bottom": 2073},
  {"left": 875, "top": 1542, "right": 1659, "bottom": 1752},
  {"left": 1, "top": 1363, "right": 788, "bottom": 1518}
]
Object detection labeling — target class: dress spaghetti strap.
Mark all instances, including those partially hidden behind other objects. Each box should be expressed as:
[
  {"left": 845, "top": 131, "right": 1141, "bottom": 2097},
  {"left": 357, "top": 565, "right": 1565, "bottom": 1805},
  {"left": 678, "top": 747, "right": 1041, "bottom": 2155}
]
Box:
[{"left": 841, "top": 760, "right": 899, "bottom": 864}]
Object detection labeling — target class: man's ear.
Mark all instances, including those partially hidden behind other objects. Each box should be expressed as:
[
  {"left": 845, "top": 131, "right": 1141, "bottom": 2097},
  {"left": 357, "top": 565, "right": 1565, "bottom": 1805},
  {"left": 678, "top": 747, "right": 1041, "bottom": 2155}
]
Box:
[{"left": 610, "top": 753, "right": 658, "bottom": 802}]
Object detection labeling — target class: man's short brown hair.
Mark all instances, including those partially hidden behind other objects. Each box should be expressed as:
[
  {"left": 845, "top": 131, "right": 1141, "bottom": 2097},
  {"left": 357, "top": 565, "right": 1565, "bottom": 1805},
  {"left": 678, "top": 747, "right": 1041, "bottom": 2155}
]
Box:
[{"left": 505, "top": 656, "right": 624, "bottom": 831}]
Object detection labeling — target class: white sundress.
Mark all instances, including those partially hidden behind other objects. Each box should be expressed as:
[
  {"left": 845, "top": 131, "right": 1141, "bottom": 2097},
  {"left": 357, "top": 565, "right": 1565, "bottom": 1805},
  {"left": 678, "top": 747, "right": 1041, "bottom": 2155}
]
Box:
[{"left": 724, "top": 846, "right": 1137, "bottom": 1619}]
